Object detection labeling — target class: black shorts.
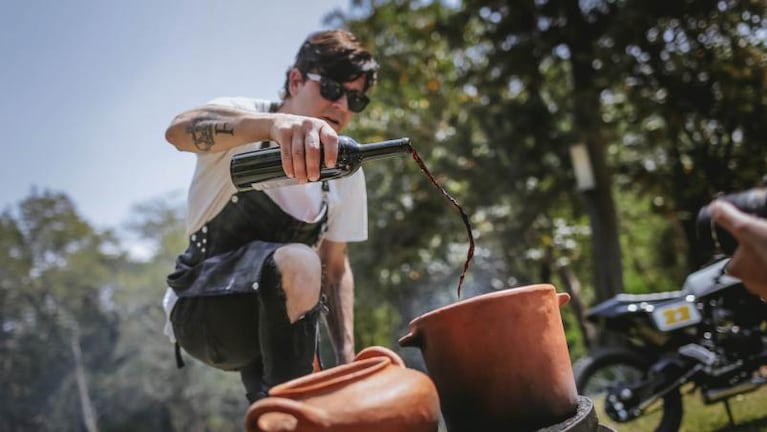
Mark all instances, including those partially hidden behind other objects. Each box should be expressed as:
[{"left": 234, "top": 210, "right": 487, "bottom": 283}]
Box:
[{"left": 170, "top": 292, "right": 260, "bottom": 371}]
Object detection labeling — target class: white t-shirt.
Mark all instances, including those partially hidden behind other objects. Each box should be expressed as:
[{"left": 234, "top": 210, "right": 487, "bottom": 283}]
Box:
[
  {"left": 163, "top": 97, "right": 368, "bottom": 341},
  {"left": 186, "top": 96, "right": 368, "bottom": 243}
]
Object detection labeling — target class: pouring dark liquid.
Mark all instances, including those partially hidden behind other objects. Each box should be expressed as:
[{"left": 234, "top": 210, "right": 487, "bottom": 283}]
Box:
[{"left": 410, "top": 149, "right": 475, "bottom": 298}]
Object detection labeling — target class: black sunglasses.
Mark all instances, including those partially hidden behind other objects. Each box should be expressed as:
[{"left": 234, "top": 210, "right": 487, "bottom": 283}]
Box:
[{"left": 305, "top": 73, "right": 370, "bottom": 113}]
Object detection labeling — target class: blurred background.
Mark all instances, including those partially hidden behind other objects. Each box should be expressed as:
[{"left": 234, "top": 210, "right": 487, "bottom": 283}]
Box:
[{"left": 3, "top": 0, "right": 767, "bottom": 430}]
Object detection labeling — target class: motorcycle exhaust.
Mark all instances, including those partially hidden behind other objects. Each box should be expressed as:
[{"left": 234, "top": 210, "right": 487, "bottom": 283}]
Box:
[{"left": 703, "top": 376, "right": 767, "bottom": 403}]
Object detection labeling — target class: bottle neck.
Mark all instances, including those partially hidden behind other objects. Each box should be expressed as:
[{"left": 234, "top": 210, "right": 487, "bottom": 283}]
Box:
[{"left": 346, "top": 137, "right": 413, "bottom": 163}]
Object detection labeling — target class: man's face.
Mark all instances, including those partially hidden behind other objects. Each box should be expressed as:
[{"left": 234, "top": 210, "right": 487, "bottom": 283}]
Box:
[{"left": 287, "top": 69, "right": 368, "bottom": 132}]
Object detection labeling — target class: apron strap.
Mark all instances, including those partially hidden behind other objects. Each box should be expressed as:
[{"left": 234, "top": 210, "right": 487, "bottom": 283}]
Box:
[{"left": 175, "top": 342, "right": 185, "bottom": 368}]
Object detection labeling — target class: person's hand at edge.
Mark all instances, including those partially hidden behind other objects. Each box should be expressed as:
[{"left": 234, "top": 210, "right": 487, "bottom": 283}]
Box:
[{"left": 709, "top": 200, "right": 767, "bottom": 298}]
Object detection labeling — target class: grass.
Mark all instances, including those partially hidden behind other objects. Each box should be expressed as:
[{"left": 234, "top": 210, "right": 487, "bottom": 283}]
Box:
[
  {"left": 429, "top": 383, "right": 767, "bottom": 432},
  {"left": 594, "top": 385, "right": 767, "bottom": 431}
]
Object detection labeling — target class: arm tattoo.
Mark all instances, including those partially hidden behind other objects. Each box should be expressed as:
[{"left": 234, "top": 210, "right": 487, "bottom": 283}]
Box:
[{"left": 185, "top": 116, "right": 234, "bottom": 151}]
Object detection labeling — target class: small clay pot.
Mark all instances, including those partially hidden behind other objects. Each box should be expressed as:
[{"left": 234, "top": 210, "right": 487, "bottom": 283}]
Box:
[
  {"left": 399, "top": 284, "right": 577, "bottom": 431},
  {"left": 245, "top": 346, "right": 440, "bottom": 432}
]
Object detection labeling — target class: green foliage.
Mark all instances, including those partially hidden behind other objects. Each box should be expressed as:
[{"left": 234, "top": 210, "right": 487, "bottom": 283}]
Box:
[
  {"left": 617, "top": 187, "right": 688, "bottom": 295},
  {"left": 0, "top": 191, "right": 251, "bottom": 430},
  {"left": 330, "top": 0, "right": 767, "bottom": 351},
  {"left": 5, "top": 1, "right": 767, "bottom": 429},
  {"left": 0, "top": 190, "right": 123, "bottom": 431},
  {"left": 595, "top": 385, "right": 767, "bottom": 431}
]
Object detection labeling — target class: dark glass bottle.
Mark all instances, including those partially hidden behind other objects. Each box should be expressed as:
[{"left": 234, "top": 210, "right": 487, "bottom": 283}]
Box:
[{"left": 230, "top": 136, "right": 413, "bottom": 191}]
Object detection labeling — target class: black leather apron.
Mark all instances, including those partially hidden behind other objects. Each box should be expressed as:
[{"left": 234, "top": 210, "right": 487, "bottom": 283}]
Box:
[
  {"left": 166, "top": 185, "right": 329, "bottom": 371},
  {"left": 167, "top": 186, "right": 328, "bottom": 298}
]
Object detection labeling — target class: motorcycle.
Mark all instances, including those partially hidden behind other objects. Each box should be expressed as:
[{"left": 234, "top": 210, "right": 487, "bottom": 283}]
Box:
[{"left": 573, "top": 257, "right": 767, "bottom": 431}]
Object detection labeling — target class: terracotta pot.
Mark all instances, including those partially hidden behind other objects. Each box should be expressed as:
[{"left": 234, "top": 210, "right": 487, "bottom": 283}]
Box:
[
  {"left": 245, "top": 346, "right": 440, "bottom": 432},
  {"left": 398, "top": 284, "right": 577, "bottom": 431}
]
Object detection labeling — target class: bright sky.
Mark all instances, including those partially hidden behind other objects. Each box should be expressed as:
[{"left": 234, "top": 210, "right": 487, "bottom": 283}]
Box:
[{"left": 1, "top": 0, "right": 348, "bottom": 236}]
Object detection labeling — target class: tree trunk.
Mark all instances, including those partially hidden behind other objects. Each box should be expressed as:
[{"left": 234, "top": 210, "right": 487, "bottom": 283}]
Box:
[
  {"left": 71, "top": 324, "right": 99, "bottom": 432},
  {"left": 564, "top": 0, "right": 624, "bottom": 303},
  {"left": 579, "top": 168, "right": 624, "bottom": 302},
  {"left": 557, "top": 263, "right": 598, "bottom": 349}
]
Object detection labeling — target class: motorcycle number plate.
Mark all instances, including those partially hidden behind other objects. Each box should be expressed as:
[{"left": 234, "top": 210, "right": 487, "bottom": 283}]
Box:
[{"left": 651, "top": 301, "right": 702, "bottom": 331}]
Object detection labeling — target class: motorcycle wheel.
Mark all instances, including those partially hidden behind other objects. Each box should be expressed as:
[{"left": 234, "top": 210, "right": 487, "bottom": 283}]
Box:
[{"left": 573, "top": 347, "right": 683, "bottom": 432}]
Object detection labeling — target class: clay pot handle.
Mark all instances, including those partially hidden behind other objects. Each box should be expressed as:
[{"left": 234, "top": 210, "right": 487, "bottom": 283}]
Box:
[
  {"left": 397, "top": 330, "right": 422, "bottom": 348},
  {"left": 557, "top": 292, "right": 571, "bottom": 307},
  {"left": 246, "top": 397, "right": 327, "bottom": 432},
  {"left": 354, "top": 346, "right": 406, "bottom": 367}
]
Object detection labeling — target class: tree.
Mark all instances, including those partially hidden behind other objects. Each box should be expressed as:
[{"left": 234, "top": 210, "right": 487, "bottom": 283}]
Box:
[
  {"left": 332, "top": 0, "right": 767, "bottom": 348},
  {"left": 0, "top": 190, "right": 252, "bottom": 431},
  {"left": 0, "top": 190, "right": 122, "bottom": 431}
]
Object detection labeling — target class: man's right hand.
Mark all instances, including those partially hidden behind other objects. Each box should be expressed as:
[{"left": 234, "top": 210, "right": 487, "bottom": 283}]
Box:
[{"left": 270, "top": 115, "right": 339, "bottom": 183}]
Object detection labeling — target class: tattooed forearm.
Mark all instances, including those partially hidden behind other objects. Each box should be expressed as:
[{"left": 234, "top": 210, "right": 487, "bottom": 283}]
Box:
[{"left": 185, "top": 116, "right": 234, "bottom": 151}]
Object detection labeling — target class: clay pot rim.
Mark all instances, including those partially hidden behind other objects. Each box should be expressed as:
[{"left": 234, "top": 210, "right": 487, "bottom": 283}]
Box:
[
  {"left": 268, "top": 355, "right": 391, "bottom": 398},
  {"left": 407, "top": 283, "right": 555, "bottom": 326}
]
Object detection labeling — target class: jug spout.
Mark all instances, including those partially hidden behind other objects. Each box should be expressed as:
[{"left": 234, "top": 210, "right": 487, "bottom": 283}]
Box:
[
  {"left": 557, "top": 292, "right": 571, "bottom": 307},
  {"left": 397, "top": 330, "right": 422, "bottom": 348}
]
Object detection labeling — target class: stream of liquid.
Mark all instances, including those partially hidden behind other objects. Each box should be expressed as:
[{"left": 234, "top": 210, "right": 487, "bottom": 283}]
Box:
[{"left": 410, "top": 149, "right": 475, "bottom": 298}]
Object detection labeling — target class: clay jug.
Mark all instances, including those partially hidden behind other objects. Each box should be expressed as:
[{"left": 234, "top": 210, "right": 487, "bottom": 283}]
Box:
[
  {"left": 245, "top": 346, "right": 440, "bottom": 432},
  {"left": 398, "top": 284, "right": 577, "bottom": 431}
]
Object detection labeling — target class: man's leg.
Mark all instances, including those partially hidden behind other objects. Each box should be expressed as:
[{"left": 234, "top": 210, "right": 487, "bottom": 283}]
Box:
[
  {"left": 240, "top": 356, "right": 269, "bottom": 403},
  {"left": 256, "top": 244, "right": 322, "bottom": 389},
  {"left": 170, "top": 293, "right": 266, "bottom": 402}
]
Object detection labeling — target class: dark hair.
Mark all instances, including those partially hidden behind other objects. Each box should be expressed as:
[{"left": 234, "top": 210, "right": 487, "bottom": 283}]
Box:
[{"left": 282, "top": 29, "right": 378, "bottom": 99}]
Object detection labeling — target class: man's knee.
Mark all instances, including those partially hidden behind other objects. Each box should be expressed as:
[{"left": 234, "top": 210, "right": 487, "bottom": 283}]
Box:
[{"left": 272, "top": 244, "right": 322, "bottom": 321}]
